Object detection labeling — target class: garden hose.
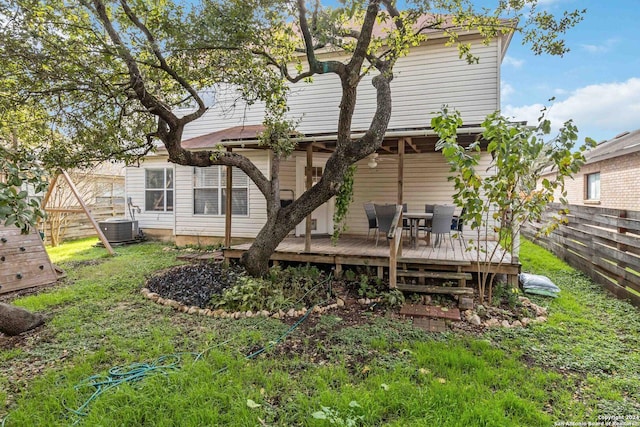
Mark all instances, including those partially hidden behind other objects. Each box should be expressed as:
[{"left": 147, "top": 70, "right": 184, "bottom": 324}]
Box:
[{"left": 66, "top": 272, "right": 334, "bottom": 423}]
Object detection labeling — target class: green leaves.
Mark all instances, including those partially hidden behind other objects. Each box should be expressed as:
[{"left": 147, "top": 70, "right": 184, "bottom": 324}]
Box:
[
  {"left": 434, "top": 105, "right": 592, "bottom": 302},
  {"left": 0, "top": 146, "right": 48, "bottom": 233}
]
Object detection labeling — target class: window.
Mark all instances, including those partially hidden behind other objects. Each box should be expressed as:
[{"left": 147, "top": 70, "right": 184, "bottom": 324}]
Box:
[
  {"left": 145, "top": 169, "right": 173, "bottom": 212},
  {"left": 586, "top": 172, "right": 600, "bottom": 200},
  {"left": 194, "top": 166, "right": 248, "bottom": 216}
]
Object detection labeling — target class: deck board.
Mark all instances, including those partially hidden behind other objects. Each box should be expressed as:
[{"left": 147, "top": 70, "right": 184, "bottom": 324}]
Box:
[{"left": 226, "top": 235, "right": 519, "bottom": 278}]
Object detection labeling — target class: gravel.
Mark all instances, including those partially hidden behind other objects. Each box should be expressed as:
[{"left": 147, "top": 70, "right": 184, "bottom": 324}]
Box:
[{"left": 146, "top": 262, "right": 243, "bottom": 308}]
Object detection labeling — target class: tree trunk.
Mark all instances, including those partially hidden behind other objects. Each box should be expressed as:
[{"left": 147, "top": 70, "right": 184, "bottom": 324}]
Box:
[
  {"left": 0, "top": 303, "right": 45, "bottom": 336},
  {"left": 241, "top": 213, "right": 294, "bottom": 276}
]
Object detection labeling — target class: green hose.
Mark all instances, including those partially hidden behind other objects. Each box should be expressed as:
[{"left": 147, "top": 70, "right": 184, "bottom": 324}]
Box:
[{"left": 67, "top": 273, "right": 333, "bottom": 423}]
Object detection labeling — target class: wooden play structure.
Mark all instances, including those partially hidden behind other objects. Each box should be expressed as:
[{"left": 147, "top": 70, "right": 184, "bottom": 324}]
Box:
[
  {"left": 0, "top": 225, "right": 58, "bottom": 294},
  {"left": 42, "top": 170, "right": 114, "bottom": 255}
]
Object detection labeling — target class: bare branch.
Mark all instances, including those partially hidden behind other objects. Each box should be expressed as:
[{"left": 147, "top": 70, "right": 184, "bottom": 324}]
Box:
[
  {"left": 118, "top": 0, "right": 206, "bottom": 125},
  {"left": 86, "top": 0, "right": 178, "bottom": 128}
]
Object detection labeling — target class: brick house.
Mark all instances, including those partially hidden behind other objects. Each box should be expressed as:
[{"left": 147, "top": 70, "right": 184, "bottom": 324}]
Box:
[{"left": 551, "top": 129, "right": 640, "bottom": 210}]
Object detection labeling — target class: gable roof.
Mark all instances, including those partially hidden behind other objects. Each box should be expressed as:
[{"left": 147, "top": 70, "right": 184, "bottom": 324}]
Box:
[{"left": 584, "top": 129, "right": 640, "bottom": 164}]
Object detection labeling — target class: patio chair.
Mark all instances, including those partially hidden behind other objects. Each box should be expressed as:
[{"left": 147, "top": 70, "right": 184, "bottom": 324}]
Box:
[
  {"left": 418, "top": 204, "right": 435, "bottom": 236},
  {"left": 374, "top": 204, "right": 398, "bottom": 247},
  {"left": 402, "top": 203, "right": 411, "bottom": 238},
  {"left": 451, "top": 207, "right": 467, "bottom": 249},
  {"left": 425, "top": 204, "right": 455, "bottom": 249},
  {"left": 363, "top": 202, "right": 378, "bottom": 241}
]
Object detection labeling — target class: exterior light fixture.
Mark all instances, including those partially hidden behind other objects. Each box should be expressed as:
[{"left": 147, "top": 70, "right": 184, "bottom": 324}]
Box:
[{"left": 367, "top": 153, "right": 378, "bottom": 168}]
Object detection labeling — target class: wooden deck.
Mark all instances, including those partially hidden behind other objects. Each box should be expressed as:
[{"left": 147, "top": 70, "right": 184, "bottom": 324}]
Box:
[{"left": 224, "top": 235, "right": 520, "bottom": 284}]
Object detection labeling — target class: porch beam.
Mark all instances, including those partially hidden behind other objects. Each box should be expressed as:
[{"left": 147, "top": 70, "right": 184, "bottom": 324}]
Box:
[
  {"left": 304, "top": 143, "right": 313, "bottom": 252},
  {"left": 224, "top": 147, "right": 233, "bottom": 247},
  {"left": 379, "top": 144, "right": 393, "bottom": 154},
  {"left": 405, "top": 137, "right": 420, "bottom": 153},
  {"left": 311, "top": 142, "right": 335, "bottom": 152}
]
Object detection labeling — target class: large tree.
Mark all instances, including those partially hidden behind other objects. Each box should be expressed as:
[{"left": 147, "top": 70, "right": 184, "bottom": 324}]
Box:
[{"left": 0, "top": 0, "right": 584, "bottom": 276}]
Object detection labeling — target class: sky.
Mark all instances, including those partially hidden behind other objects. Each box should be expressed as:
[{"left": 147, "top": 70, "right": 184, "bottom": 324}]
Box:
[{"left": 498, "top": 0, "right": 640, "bottom": 144}]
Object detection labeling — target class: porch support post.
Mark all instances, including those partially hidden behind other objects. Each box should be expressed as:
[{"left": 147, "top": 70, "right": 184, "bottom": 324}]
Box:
[
  {"left": 397, "top": 138, "right": 405, "bottom": 205},
  {"left": 224, "top": 147, "right": 233, "bottom": 247},
  {"left": 397, "top": 138, "right": 405, "bottom": 256},
  {"left": 304, "top": 143, "right": 313, "bottom": 252}
]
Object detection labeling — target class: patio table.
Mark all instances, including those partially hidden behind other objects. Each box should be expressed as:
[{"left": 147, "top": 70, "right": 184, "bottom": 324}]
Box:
[{"left": 404, "top": 212, "right": 433, "bottom": 249}]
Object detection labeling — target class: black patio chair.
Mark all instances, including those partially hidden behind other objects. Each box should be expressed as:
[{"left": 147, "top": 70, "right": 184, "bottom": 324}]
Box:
[
  {"left": 451, "top": 207, "right": 467, "bottom": 249},
  {"left": 374, "top": 204, "right": 398, "bottom": 247},
  {"left": 363, "top": 202, "right": 378, "bottom": 241}
]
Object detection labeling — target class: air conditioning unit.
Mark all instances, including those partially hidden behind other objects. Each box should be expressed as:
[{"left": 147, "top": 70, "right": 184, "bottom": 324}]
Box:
[{"left": 98, "top": 219, "right": 139, "bottom": 243}]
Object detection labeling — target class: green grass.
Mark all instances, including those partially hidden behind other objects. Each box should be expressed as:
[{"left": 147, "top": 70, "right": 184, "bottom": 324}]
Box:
[{"left": 0, "top": 238, "right": 638, "bottom": 426}]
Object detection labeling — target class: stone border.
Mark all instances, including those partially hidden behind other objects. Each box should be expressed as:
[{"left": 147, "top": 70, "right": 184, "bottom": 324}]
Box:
[
  {"left": 141, "top": 288, "right": 548, "bottom": 328},
  {"left": 140, "top": 287, "right": 349, "bottom": 319}
]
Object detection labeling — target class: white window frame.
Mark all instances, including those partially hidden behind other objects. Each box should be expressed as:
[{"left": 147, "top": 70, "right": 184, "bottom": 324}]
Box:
[
  {"left": 585, "top": 172, "right": 600, "bottom": 201},
  {"left": 193, "top": 166, "right": 249, "bottom": 216},
  {"left": 144, "top": 168, "right": 173, "bottom": 212}
]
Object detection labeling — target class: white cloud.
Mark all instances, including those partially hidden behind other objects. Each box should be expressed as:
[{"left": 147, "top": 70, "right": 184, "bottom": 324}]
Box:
[
  {"left": 501, "top": 82, "right": 515, "bottom": 100},
  {"left": 503, "top": 77, "right": 640, "bottom": 141},
  {"left": 580, "top": 38, "right": 618, "bottom": 54},
  {"left": 502, "top": 55, "right": 524, "bottom": 68}
]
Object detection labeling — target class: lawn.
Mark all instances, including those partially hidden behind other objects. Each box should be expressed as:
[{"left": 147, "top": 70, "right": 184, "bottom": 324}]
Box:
[{"left": 0, "top": 238, "right": 638, "bottom": 426}]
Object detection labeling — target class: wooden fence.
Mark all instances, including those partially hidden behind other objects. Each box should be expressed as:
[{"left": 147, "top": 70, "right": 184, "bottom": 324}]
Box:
[
  {"left": 43, "top": 204, "right": 125, "bottom": 245},
  {"left": 522, "top": 203, "right": 640, "bottom": 307}
]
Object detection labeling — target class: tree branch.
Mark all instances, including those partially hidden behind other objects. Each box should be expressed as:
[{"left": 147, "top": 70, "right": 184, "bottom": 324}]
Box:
[
  {"left": 118, "top": 0, "right": 206, "bottom": 126},
  {"left": 86, "top": 0, "right": 178, "bottom": 128}
]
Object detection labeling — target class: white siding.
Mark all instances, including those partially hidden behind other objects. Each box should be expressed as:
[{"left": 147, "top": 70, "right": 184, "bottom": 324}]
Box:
[
  {"left": 125, "top": 157, "right": 176, "bottom": 231},
  {"left": 126, "top": 150, "right": 497, "bottom": 240},
  {"left": 173, "top": 150, "right": 270, "bottom": 238},
  {"left": 182, "top": 36, "right": 499, "bottom": 140}
]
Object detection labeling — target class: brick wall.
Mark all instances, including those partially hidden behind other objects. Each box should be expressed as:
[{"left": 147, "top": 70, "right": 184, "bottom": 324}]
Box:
[{"left": 550, "top": 151, "right": 640, "bottom": 211}]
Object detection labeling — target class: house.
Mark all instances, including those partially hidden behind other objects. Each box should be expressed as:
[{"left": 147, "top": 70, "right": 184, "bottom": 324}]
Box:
[
  {"left": 547, "top": 129, "right": 640, "bottom": 210},
  {"left": 125, "top": 24, "right": 513, "bottom": 248}
]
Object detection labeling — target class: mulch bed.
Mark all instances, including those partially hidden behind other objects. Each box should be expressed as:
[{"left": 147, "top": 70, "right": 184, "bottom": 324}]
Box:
[{"left": 146, "top": 263, "right": 244, "bottom": 308}]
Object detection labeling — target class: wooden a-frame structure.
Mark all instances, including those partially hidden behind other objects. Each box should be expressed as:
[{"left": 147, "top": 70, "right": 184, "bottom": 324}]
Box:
[{"left": 41, "top": 170, "right": 114, "bottom": 255}]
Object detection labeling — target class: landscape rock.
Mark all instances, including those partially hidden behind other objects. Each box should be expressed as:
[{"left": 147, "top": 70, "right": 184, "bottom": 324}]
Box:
[
  {"left": 518, "top": 296, "right": 531, "bottom": 306},
  {"left": 469, "top": 314, "right": 482, "bottom": 326},
  {"left": 511, "top": 320, "right": 523, "bottom": 328},
  {"left": 534, "top": 305, "right": 548, "bottom": 316},
  {"left": 336, "top": 298, "right": 345, "bottom": 307},
  {"left": 535, "top": 316, "right": 547, "bottom": 323},
  {"left": 476, "top": 305, "right": 487, "bottom": 317},
  {"left": 520, "top": 317, "right": 531, "bottom": 326},
  {"left": 501, "top": 320, "right": 511, "bottom": 328},
  {"left": 485, "top": 318, "right": 500, "bottom": 327}
]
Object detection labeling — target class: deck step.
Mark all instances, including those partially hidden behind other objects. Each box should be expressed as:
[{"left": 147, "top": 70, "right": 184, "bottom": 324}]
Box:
[
  {"left": 396, "top": 284, "right": 474, "bottom": 295},
  {"left": 397, "top": 270, "right": 472, "bottom": 280}
]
